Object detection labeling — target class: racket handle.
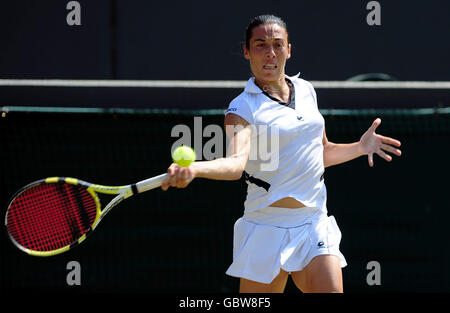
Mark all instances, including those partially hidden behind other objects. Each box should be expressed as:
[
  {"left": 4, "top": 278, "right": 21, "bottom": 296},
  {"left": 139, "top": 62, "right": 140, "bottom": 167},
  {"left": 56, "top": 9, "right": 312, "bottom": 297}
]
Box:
[{"left": 135, "top": 173, "right": 169, "bottom": 193}]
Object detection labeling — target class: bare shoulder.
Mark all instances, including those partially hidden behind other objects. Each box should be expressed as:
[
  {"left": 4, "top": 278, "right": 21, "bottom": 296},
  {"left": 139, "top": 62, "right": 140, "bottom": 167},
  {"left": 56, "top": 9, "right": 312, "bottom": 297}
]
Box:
[{"left": 224, "top": 113, "right": 250, "bottom": 127}]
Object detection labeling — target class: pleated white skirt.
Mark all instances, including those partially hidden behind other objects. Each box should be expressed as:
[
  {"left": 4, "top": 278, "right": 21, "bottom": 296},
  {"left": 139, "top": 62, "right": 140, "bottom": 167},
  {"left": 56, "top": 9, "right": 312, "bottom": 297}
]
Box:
[{"left": 226, "top": 206, "right": 347, "bottom": 284}]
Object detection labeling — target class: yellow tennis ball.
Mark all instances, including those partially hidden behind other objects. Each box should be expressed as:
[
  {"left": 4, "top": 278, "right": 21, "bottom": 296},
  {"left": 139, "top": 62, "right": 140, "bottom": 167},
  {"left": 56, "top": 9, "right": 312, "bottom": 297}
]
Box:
[{"left": 172, "top": 146, "right": 196, "bottom": 167}]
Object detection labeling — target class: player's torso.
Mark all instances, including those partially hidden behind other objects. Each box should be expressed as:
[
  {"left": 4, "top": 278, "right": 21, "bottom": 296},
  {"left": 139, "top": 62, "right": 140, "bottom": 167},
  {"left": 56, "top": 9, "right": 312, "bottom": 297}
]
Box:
[{"left": 247, "top": 79, "right": 325, "bottom": 172}]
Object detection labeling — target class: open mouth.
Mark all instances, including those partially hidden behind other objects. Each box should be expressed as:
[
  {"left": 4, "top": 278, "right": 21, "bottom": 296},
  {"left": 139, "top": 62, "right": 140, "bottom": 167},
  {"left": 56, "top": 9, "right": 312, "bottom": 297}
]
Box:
[{"left": 263, "top": 64, "right": 277, "bottom": 70}]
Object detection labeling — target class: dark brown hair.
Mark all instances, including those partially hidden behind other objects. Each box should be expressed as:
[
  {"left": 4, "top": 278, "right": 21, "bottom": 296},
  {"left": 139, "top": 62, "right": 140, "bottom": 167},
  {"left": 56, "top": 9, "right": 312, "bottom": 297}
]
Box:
[{"left": 245, "top": 15, "right": 289, "bottom": 49}]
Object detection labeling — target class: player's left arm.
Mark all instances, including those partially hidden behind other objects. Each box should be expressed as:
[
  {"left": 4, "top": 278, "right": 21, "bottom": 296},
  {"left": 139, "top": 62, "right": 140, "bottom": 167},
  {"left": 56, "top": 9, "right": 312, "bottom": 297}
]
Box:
[{"left": 323, "top": 118, "right": 402, "bottom": 168}]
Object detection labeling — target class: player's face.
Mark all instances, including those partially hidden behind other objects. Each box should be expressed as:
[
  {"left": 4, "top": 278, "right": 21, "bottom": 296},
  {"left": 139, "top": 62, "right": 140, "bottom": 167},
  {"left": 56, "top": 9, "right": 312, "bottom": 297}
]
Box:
[{"left": 244, "top": 23, "right": 291, "bottom": 84}]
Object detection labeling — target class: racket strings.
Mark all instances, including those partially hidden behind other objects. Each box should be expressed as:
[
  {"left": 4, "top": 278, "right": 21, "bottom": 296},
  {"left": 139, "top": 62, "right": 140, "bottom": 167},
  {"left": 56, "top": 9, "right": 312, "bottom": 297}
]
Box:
[{"left": 6, "top": 183, "right": 98, "bottom": 252}]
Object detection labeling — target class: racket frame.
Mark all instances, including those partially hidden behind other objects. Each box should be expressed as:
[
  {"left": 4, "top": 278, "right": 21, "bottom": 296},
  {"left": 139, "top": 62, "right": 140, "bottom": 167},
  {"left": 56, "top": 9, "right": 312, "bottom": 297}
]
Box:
[{"left": 5, "top": 174, "right": 168, "bottom": 257}]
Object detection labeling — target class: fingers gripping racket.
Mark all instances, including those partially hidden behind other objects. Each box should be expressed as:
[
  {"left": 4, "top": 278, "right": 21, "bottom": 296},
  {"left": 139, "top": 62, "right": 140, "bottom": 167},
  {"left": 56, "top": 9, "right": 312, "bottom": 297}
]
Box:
[{"left": 5, "top": 174, "right": 168, "bottom": 257}]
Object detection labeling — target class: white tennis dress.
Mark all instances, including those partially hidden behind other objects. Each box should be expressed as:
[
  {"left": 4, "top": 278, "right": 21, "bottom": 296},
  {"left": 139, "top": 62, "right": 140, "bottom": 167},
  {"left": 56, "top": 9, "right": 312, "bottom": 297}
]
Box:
[{"left": 224, "top": 74, "right": 347, "bottom": 284}]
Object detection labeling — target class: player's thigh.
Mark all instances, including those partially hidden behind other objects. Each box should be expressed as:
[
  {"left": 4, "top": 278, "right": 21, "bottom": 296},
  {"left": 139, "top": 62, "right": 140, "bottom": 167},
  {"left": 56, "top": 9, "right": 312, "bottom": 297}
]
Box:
[
  {"left": 291, "top": 254, "right": 343, "bottom": 293},
  {"left": 240, "top": 269, "right": 289, "bottom": 293}
]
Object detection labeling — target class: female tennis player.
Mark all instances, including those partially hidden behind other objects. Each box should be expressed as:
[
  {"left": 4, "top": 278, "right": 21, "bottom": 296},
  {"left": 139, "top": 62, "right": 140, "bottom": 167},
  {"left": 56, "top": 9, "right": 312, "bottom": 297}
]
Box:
[{"left": 161, "top": 15, "right": 401, "bottom": 293}]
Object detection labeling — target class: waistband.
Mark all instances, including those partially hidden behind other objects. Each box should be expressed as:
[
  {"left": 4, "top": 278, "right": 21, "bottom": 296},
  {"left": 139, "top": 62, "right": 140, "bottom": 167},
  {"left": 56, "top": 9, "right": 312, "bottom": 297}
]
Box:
[{"left": 243, "top": 206, "right": 327, "bottom": 229}]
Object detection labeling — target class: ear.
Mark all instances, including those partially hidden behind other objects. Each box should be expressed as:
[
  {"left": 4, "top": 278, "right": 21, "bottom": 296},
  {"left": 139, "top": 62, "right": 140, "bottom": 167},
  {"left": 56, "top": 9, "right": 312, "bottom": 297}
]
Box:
[
  {"left": 287, "top": 43, "right": 292, "bottom": 59},
  {"left": 243, "top": 44, "right": 250, "bottom": 60}
]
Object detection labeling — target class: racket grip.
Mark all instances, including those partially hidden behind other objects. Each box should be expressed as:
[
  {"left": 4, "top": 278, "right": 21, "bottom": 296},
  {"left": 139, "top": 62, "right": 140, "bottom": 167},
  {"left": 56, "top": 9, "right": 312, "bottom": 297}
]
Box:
[{"left": 135, "top": 173, "right": 169, "bottom": 193}]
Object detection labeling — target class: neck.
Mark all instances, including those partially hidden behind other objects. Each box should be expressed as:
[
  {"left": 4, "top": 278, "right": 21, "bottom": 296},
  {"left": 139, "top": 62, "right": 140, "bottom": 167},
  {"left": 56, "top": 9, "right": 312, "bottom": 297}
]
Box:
[{"left": 254, "top": 75, "right": 290, "bottom": 99}]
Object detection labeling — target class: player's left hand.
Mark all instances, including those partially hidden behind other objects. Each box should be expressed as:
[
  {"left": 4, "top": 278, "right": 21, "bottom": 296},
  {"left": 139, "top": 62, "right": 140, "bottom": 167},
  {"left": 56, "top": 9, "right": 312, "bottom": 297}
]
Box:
[{"left": 358, "top": 118, "right": 402, "bottom": 167}]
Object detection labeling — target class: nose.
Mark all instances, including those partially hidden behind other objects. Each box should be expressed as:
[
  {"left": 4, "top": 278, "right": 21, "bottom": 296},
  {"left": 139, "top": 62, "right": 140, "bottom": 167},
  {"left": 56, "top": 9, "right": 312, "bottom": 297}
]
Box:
[{"left": 265, "top": 44, "right": 276, "bottom": 58}]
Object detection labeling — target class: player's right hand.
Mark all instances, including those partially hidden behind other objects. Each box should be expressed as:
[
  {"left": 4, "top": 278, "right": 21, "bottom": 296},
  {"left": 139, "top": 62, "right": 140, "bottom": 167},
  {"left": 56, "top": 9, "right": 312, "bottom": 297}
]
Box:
[{"left": 161, "top": 163, "right": 195, "bottom": 191}]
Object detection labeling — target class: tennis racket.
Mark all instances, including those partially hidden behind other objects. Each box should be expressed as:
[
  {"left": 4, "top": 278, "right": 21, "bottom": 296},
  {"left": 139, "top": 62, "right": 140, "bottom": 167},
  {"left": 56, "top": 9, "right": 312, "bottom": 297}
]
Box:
[{"left": 4, "top": 174, "right": 168, "bottom": 257}]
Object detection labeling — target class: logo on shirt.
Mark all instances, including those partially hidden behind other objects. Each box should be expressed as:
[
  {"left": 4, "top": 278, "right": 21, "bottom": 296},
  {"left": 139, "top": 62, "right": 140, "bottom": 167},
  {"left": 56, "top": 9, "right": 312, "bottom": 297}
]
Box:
[
  {"left": 296, "top": 116, "right": 303, "bottom": 121},
  {"left": 226, "top": 108, "right": 237, "bottom": 113}
]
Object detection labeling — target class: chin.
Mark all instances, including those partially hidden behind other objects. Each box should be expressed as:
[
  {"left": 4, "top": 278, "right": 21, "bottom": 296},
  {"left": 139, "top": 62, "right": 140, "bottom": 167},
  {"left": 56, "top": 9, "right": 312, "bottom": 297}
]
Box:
[{"left": 262, "top": 72, "right": 282, "bottom": 81}]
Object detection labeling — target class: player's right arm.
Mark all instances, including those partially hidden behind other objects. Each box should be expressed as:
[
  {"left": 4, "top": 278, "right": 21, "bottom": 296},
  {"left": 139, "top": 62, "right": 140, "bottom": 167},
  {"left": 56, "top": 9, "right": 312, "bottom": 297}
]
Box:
[{"left": 161, "top": 113, "right": 251, "bottom": 190}]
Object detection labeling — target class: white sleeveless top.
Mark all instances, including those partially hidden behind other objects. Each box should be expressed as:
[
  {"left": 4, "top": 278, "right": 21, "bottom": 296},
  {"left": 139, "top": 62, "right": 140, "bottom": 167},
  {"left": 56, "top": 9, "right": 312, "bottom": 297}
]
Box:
[{"left": 225, "top": 73, "right": 327, "bottom": 214}]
